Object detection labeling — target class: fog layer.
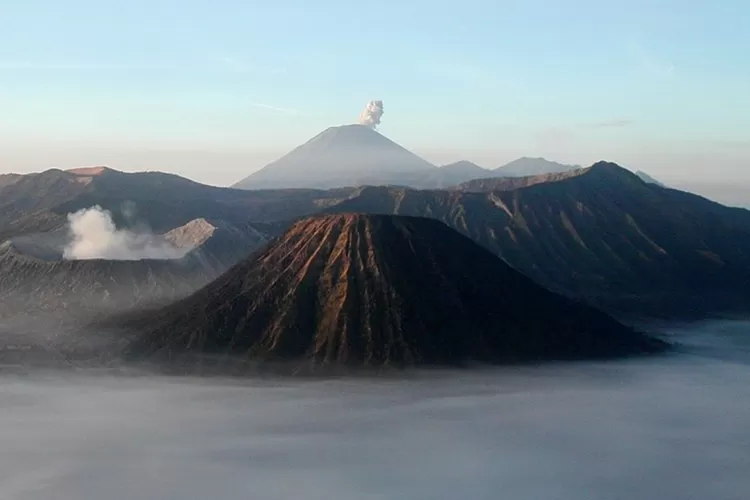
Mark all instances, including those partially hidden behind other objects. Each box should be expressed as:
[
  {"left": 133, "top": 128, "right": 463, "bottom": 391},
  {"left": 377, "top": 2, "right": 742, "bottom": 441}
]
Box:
[{"left": 1, "top": 321, "right": 749, "bottom": 500}]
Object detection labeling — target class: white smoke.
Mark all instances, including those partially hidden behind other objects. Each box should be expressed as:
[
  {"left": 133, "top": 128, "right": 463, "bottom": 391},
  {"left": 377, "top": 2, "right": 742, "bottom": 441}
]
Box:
[
  {"left": 62, "top": 206, "right": 190, "bottom": 261},
  {"left": 358, "top": 100, "right": 384, "bottom": 128}
]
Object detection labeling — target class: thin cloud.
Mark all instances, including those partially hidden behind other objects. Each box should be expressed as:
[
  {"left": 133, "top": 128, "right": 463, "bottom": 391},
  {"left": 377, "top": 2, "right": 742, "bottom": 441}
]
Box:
[
  {"left": 584, "top": 119, "right": 634, "bottom": 129},
  {"left": 246, "top": 101, "right": 297, "bottom": 115}
]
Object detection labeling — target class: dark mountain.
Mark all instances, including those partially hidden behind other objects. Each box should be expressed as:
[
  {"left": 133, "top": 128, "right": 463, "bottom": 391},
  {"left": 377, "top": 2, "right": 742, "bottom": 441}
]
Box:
[
  {"left": 413, "top": 160, "right": 492, "bottom": 189},
  {"left": 0, "top": 218, "right": 277, "bottom": 316},
  {"left": 325, "top": 162, "right": 750, "bottom": 317},
  {"left": 164, "top": 218, "right": 282, "bottom": 274},
  {"left": 123, "top": 213, "right": 661, "bottom": 367},
  {"left": 457, "top": 169, "right": 586, "bottom": 192},
  {"left": 233, "top": 124, "right": 437, "bottom": 190},
  {"left": 0, "top": 240, "right": 210, "bottom": 314},
  {"left": 635, "top": 170, "right": 667, "bottom": 187},
  {"left": 0, "top": 173, "right": 23, "bottom": 189},
  {"left": 494, "top": 157, "right": 580, "bottom": 177},
  {"left": 0, "top": 166, "right": 353, "bottom": 240},
  {"left": 0, "top": 169, "right": 90, "bottom": 231}
]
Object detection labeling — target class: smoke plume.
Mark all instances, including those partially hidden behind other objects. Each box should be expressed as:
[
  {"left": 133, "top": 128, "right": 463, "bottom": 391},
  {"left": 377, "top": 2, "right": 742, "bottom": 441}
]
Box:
[
  {"left": 358, "top": 100, "right": 384, "bottom": 128},
  {"left": 63, "top": 206, "right": 190, "bottom": 260}
]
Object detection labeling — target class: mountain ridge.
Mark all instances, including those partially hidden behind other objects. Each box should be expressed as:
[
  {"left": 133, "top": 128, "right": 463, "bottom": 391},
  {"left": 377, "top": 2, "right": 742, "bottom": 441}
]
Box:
[
  {"left": 324, "top": 162, "right": 750, "bottom": 317},
  {"left": 0, "top": 167, "right": 354, "bottom": 240}
]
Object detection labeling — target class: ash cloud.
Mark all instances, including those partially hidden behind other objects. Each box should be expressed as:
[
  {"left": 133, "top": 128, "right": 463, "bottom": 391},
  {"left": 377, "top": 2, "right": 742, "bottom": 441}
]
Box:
[
  {"left": 62, "top": 206, "right": 189, "bottom": 260},
  {"left": 358, "top": 100, "right": 384, "bottom": 128}
]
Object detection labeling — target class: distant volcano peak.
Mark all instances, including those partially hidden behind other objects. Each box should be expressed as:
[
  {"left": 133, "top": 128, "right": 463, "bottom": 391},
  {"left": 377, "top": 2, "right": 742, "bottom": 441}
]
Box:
[{"left": 233, "top": 125, "right": 436, "bottom": 190}]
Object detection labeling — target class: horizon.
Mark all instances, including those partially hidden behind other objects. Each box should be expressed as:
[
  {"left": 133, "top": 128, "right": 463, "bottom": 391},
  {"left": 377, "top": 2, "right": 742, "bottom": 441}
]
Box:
[
  {"left": 1, "top": 1, "right": 748, "bottom": 203},
  {"left": 3, "top": 134, "right": 747, "bottom": 208}
]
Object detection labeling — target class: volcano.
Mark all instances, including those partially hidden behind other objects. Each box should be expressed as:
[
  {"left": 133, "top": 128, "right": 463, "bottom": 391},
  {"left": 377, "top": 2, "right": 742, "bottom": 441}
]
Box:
[
  {"left": 233, "top": 124, "right": 436, "bottom": 190},
  {"left": 125, "top": 213, "right": 661, "bottom": 366}
]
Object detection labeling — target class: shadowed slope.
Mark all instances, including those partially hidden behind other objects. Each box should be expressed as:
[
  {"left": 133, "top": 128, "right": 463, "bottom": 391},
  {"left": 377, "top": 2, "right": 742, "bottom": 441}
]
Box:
[
  {"left": 326, "top": 162, "right": 750, "bottom": 317},
  {"left": 635, "top": 171, "right": 667, "bottom": 187},
  {"left": 457, "top": 169, "right": 587, "bottom": 192},
  {"left": 0, "top": 240, "right": 211, "bottom": 314},
  {"left": 126, "top": 214, "right": 660, "bottom": 366},
  {"left": 0, "top": 218, "right": 277, "bottom": 316},
  {"left": 0, "top": 173, "right": 23, "bottom": 189}
]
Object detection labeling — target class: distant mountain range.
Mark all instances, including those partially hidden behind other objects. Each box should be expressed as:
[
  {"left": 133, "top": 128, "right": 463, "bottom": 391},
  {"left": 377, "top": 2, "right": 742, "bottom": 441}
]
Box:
[
  {"left": 416, "top": 161, "right": 491, "bottom": 189},
  {"left": 232, "top": 124, "right": 580, "bottom": 190},
  {"left": 122, "top": 214, "right": 662, "bottom": 367}
]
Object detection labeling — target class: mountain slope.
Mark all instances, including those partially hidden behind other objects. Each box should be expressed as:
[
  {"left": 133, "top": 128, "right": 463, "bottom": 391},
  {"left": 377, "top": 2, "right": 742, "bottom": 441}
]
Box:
[
  {"left": 494, "top": 157, "right": 580, "bottom": 177},
  {"left": 326, "top": 162, "right": 750, "bottom": 317},
  {"left": 0, "top": 167, "right": 353, "bottom": 239},
  {"left": 165, "top": 218, "right": 281, "bottom": 274},
  {"left": 413, "top": 160, "right": 492, "bottom": 189},
  {"left": 0, "top": 173, "right": 23, "bottom": 189},
  {"left": 233, "top": 124, "right": 436, "bottom": 190},
  {"left": 0, "top": 241, "right": 211, "bottom": 314},
  {"left": 124, "top": 214, "right": 660, "bottom": 366},
  {"left": 0, "top": 169, "right": 91, "bottom": 230},
  {"left": 0, "top": 218, "right": 277, "bottom": 316},
  {"left": 457, "top": 169, "right": 587, "bottom": 192},
  {"left": 635, "top": 170, "right": 667, "bottom": 187}
]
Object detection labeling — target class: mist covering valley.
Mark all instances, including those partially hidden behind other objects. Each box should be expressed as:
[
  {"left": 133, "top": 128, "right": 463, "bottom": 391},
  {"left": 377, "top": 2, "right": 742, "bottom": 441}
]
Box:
[{"left": 1, "top": 320, "right": 749, "bottom": 500}]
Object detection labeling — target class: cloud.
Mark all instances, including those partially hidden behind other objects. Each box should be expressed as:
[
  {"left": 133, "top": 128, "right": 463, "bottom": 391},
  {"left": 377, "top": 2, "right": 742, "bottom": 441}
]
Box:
[
  {"left": 246, "top": 101, "right": 298, "bottom": 115},
  {"left": 583, "top": 119, "right": 634, "bottom": 129}
]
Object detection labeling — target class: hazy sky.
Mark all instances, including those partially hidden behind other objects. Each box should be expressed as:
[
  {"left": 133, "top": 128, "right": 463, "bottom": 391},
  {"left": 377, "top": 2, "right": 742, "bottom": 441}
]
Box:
[{"left": 1, "top": 0, "right": 748, "bottom": 186}]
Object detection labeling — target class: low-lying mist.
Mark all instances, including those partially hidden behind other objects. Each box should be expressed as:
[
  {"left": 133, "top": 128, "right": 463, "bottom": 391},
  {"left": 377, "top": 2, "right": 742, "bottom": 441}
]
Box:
[
  {"left": 63, "top": 206, "right": 190, "bottom": 261},
  {"left": 0, "top": 321, "right": 748, "bottom": 500}
]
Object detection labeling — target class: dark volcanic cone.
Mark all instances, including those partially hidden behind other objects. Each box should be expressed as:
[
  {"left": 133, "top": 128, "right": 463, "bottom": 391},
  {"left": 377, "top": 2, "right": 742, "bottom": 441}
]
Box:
[{"left": 127, "top": 214, "right": 662, "bottom": 366}]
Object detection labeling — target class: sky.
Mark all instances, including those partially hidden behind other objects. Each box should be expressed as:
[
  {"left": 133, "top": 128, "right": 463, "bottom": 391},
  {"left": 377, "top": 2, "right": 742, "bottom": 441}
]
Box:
[{"left": 0, "top": 0, "right": 748, "bottom": 191}]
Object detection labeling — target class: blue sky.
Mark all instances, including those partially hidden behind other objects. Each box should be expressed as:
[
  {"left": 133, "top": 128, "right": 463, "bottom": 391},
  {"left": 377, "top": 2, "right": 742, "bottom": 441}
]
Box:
[{"left": 1, "top": 0, "right": 748, "bottom": 188}]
